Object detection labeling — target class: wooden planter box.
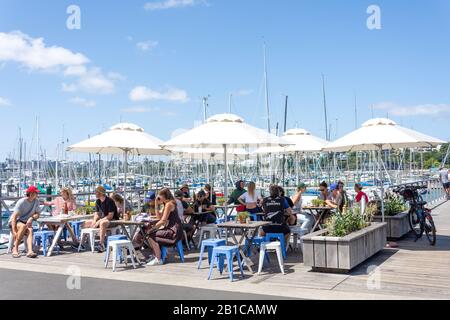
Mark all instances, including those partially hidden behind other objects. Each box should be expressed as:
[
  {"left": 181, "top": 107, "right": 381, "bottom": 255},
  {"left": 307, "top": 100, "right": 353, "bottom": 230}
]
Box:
[
  {"left": 301, "top": 222, "right": 387, "bottom": 273},
  {"left": 372, "top": 211, "right": 410, "bottom": 240}
]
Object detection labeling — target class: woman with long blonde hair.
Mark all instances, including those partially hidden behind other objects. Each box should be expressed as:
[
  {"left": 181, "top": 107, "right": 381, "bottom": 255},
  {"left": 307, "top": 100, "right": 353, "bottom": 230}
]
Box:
[{"left": 238, "top": 181, "right": 262, "bottom": 216}]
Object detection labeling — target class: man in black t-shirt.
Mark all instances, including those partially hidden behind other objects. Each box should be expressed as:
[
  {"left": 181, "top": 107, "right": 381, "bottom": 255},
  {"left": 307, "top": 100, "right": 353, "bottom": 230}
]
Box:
[{"left": 82, "top": 185, "right": 118, "bottom": 252}]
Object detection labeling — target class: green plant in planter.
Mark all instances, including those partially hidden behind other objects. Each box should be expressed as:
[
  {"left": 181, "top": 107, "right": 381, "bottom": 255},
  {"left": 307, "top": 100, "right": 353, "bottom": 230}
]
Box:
[
  {"left": 383, "top": 193, "right": 406, "bottom": 216},
  {"left": 236, "top": 211, "right": 250, "bottom": 223},
  {"left": 326, "top": 207, "right": 370, "bottom": 237},
  {"left": 311, "top": 199, "right": 326, "bottom": 207}
]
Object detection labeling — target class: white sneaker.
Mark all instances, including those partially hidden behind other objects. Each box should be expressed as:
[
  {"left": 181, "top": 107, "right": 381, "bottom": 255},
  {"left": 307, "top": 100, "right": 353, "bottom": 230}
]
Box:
[{"left": 146, "top": 257, "right": 163, "bottom": 266}]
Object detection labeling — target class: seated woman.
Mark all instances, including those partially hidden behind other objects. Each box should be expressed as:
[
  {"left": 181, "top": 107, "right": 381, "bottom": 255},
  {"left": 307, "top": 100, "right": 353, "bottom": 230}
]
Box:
[
  {"left": 111, "top": 193, "right": 133, "bottom": 221},
  {"left": 44, "top": 187, "right": 77, "bottom": 217},
  {"left": 43, "top": 187, "right": 77, "bottom": 242},
  {"left": 146, "top": 188, "right": 183, "bottom": 266},
  {"left": 291, "top": 183, "right": 314, "bottom": 233},
  {"left": 204, "top": 184, "right": 217, "bottom": 205},
  {"left": 260, "top": 185, "right": 293, "bottom": 245},
  {"left": 238, "top": 181, "right": 262, "bottom": 217},
  {"left": 326, "top": 183, "right": 342, "bottom": 211},
  {"left": 193, "top": 190, "right": 216, "bottom": 224}
]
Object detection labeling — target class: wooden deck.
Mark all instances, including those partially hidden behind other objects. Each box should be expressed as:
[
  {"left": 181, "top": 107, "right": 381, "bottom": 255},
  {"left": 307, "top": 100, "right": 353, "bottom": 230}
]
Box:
[{"left": 1, "top": 200, "right": 450, "bottom": 300}]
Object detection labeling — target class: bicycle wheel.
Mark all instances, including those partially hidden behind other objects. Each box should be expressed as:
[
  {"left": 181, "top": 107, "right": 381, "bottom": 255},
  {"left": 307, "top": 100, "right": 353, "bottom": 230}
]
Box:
[
  {"left": 408, "top": 209, "right": 421, "bottom": 237},
  {"left": 424, "top": 212, "right": 436, "bottom": 246}
]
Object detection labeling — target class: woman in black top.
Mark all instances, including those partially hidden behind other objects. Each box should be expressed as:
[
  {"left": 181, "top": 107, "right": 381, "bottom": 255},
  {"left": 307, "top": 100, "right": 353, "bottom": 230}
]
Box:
[
  {"left": 261, "top": 185, "right": 292, "bottom": 245},
  {"left": 193, "top": 190, "right": 216, "bottom": 224}
]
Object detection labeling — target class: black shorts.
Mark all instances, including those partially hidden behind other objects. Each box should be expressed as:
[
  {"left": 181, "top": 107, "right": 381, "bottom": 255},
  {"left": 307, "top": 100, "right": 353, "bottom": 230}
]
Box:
[
  {"left": 262, "top": 224, "right": 290, "bottom": 235},
  {"left": 444, "top": 182, "right": 450, "bottom": 189}
]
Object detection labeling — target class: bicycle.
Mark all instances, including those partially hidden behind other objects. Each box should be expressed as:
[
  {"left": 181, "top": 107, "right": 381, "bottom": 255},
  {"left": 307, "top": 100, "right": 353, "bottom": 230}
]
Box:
[{"left": 392, "top": 184, "right": 436, "bottom": 246}]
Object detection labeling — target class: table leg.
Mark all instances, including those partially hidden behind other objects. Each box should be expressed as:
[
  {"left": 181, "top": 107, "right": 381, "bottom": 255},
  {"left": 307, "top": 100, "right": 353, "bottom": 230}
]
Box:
[
  {"left": 238, "top": 228, "right": 259, "bottom": 273},
  {"left": 310, "top": 209, "right": 321, "bottom": 232},
  {"left": 46, "top": 223, "right": 64, "bottom": 257},
  {"left": 65, "top": 223, "right": 77, "bottom": 243},
  {"left": 120, "top": 224, "right": 132, "bottom": 240}
]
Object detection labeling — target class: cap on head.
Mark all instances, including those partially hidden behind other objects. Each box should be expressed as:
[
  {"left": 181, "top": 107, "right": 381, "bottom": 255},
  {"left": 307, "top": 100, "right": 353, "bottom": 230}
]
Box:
[
  {"left": 330, "top": 183, "right": 339, "bottom": 192},
  {"left": 145, "top": 191, "right": 156, "bottom": 201},
  {"left": 297, "top": 183, "right": 307, "bottom": 190},
  {"left": 95, "top": 185, "right": 106, "bottom": 195},
  {"left": 26, "top": 186, "right": 40, "bottom": 194},
  {"left": 181, "top": 184, "right": 189, "bottom": 190}
]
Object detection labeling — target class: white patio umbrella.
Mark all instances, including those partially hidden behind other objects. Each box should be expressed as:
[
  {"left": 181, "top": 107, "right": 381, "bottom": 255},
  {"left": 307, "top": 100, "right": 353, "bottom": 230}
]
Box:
[
  {"left": 67, "top": 123, "right": 170, "bottom": 214},
  {"left": 161, "top": 113, "right": 292, "bottom": 202},
  {"left": 323, "top": 118, "right": 446, "bottom": 221}
]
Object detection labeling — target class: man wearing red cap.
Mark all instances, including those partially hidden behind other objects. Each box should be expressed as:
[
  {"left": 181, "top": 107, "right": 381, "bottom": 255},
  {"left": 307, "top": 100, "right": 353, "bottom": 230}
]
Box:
[{"left": 9, "top": 186, "right": 42, "bottom": 258}]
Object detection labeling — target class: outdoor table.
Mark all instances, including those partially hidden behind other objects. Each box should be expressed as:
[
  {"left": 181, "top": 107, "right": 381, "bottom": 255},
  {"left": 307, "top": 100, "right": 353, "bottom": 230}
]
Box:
[
  {"left": 37, "top": 214, "right": 94, "bottom": 257},
  {"left": 109, "top": 218, "right": 159, "bottom": 251},
  {"left": 302, "top": 206, "right": 334, "bottom": 231},
  {"left": 216, "top": 220, "right": 271, "bottom": 274},
  {"left": 214, "top": 204, "right": 239, "bottom": 221}
]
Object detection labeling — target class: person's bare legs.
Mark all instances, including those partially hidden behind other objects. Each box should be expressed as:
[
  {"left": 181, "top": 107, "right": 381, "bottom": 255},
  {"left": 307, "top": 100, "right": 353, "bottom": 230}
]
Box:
[
  {"left": 99, "top": 220, "right": 110, "bottom": 245},
  {"left": 26, "top": 227, "right": 34, "bottom": 255},
  {"left": 13, "top": 223, "right": 28, "bottom": 255},
  {"left": 148, "top": 236, "right": 162, "bottom": 259}
]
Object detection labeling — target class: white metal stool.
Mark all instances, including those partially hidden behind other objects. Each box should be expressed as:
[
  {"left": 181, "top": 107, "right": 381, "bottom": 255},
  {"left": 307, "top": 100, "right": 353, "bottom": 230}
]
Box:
[
  {"left": 78, "top": 228, "right": 100, "bottom": 253},
  {"left": 257, "top": 241, "right": 285, "bottom": 275},
  {"left": 197, "top": 224, "right": 221, "bottom": 249},
  {"left": 104, "top": 239, "right": 140, "bottom": 272},
  {"left": 290, "top": 226, "right": 307, "bottom": 253}
]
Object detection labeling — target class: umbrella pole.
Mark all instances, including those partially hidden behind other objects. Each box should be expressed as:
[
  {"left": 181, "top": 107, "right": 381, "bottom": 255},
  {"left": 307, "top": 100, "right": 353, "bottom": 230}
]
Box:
[
  {"left": 223, "top": 144, "right": 228, "bottom": 204},
  {"left": 123, "top": 150, "right": 128, "bottom": 216},
  {"left": 378, "top": 147, "right": 385, "bottom": 223}
]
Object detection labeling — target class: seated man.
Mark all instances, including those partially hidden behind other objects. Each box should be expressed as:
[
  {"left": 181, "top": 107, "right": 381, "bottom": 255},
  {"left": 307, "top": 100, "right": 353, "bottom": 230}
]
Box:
[
  {"left": 174, "top": 190, "right": 195, "bottom": 241},
  {"left": 82, "top": 186, "right": 119, "bottom": 252},
  {"left": 193, "top": 190, "right": 216, "bottom": 224},
  {"left": 9, "top": 186, "right": 41, "bottom": 258},
  {"left": 179, "top": 184, "right": 192, "bottom": 203},
  {"left": 260, "top": 185, "right": 293, "bottom": 245},
  {"left": 326, "top": 183, "right": 342, "bottom": 211}
]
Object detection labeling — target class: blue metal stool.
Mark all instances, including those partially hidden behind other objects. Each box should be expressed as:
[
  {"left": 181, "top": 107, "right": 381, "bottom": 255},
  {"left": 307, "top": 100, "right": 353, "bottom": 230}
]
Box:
[
  {"left": 69, "top": 221, "right": 84, "bottom": 241},
  {"left": 104, "top": 235, "right": 128, "bottom": 262},
  {"left": 208, "top": 246, "right": 244, "bottom": 282},
  {"left": 161, "top": 240, "right": 184, "bottom": 263},
  {"left": 265, "top": 233, "right": 287, "bottom": 259},
  {"left": 33, "top": 230, "right": 57, "bottom": 256},
  {"left": 198, "top": 238, "right": 226, "bottom": 269}
]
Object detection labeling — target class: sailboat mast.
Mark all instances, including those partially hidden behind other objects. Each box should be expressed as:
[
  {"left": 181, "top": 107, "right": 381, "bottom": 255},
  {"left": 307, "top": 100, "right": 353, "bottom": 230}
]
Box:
[
  {"left": 36, "top": 116, "right": 40, "bottom": 182},
  {"left": 321, "top": 74, "right": 329, "bottom": 141},
  {"left": 264, "top": 43, "right": 271, "bottom": 134}
]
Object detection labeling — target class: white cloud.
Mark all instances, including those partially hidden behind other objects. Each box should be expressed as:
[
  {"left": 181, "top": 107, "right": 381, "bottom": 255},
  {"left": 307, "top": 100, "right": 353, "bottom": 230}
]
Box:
[
  {"left": 0, "top": 31, "right": 88, "bottom": 71},
  {"left": 136, "top": 40, "right": 159, "bottom": 52},
  {"left": 144, "top": 0, "right": 208, "bottom": 10},
  {"left": 0, "top": 97, "right": 11, "bottom": 106},
  {"left": 0, "top": 31, "right": 121, "bottom": 95},
  {"left": 64, "top": 67, "right": 116, "bottom": 94},
  {"left": 373, "top": 102, "right": 450, "bottom": 117},
  {"left": 69, "top": 97, "right": 96, "bottom": 108},
  {"left": 121, "top": 106, "right": 160, "bottom": 113},
  {"left": 129, "top": 85, "right": 189, "bottom": 103},
  {"left": 164, "top": 111, "right": 177, "bottom": 117},
  {"left": 62, "top": 82, "right": 78, "bottom": 92}
]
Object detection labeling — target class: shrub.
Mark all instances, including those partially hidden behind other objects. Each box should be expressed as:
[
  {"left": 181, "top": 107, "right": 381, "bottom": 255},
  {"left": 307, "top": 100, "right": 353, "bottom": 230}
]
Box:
[{"left": 326, "top": 207, "right": 370, "bottom": 237}]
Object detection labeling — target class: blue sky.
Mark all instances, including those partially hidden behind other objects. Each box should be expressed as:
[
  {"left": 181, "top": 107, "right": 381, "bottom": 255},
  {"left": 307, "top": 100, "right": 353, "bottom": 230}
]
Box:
[{"left": 1, "top": 0, "right": 450, "bottom": 161}]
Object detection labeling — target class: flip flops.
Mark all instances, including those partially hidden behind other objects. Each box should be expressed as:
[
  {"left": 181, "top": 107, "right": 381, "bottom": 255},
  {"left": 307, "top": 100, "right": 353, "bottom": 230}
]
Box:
[
  {"left": 26, "top": 252, "right": 38, "bottom": 258},
  {"left": 12, "top": 252, "right": 20, "bottom": 258}
]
